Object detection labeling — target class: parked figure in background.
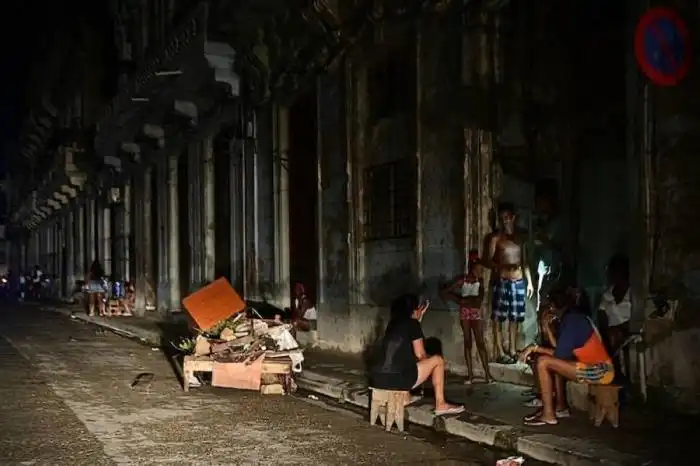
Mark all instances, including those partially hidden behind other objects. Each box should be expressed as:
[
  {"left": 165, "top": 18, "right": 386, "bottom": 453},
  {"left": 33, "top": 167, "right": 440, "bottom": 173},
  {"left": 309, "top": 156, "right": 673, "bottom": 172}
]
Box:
[
  {"left": 597, "top": 254, "right": 631, "bottom": 384},
  {"left": 291, "top": 283, "right": 317, "bottom": 334},
  {"left": 443, "top": 249, "right": 493, "bottom": 384},
  {"left": 30, "top": 265, "right": 43, "bottom": 300},
  {"left": 18, "top": 271, "right": 26, "bottom": 302},
  {"left": 85, "top": 260, "right": 106, "bottom": 317},
  {"left": 486, "top": 202, "right": 534, "bottom": 364},
  {"left": 370, "top": 294, "right": 465, "bottom": 416}
]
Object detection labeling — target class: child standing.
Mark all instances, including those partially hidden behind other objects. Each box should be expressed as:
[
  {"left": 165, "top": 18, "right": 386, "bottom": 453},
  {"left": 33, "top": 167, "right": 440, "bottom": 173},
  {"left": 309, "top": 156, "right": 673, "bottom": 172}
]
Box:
[{"left": 443, "top": 249, "right": 493, "bottom": 384}]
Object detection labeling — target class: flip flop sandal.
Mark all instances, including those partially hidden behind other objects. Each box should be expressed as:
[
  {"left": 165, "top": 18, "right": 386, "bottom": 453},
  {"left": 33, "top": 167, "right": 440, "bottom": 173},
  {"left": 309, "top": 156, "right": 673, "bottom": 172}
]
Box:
[
  {"left": 464, "top": 379, "right": 473, "bottom": 385},
  {"left": 524, "top": 408, "right": 568, "bottom": 422},
  {"left": 434, "top": 405, "right": 466, "bottom": 416},
  {"left": 496, "top": 355, "right": 512, "bottom": 364},
  {"left": 523, "top": 410, "right": 543, "bottom": 422},
  {"left": 524, "top": 418, "right": 558, "bottom": 426}
]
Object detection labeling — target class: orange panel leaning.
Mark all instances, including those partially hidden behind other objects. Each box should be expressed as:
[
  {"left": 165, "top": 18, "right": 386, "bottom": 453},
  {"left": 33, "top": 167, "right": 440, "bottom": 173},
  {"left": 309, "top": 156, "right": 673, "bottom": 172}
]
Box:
[{"left": 182, "top": 277, "right": 247, "bottom": 331}]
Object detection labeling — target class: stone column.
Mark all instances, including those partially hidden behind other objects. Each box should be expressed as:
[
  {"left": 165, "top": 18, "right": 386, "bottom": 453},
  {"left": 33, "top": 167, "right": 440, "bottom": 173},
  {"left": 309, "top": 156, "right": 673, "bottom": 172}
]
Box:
[
  {"left": 65, "top": 208, "right": 75, "bottom": 296},
  {"left": 157, "top": 159, "right": 169, "bottom": 311},
  {"left": 272, "top": 105, "right": 291, "bottom": 307},
  {"left": 87, "top": 198, "right": 96, "bottom": 263},
  {"left": 143, "top": 167, "right": 155, "bottom": 310},
  {"left": 20, "top": 239, "right": 26, "bottom": 272},
  {"left": 102, "top": 206, "right": 112, "bottom": 276},
  {"left": 132, "top": 174, "right": 144, "bottom": 313},
  {"left": 57, "top": 218, "right": 64, "bottom": 297},
  {"left": 189, "top": 141, "right": 203, "bottom": 291},
  {"left": 187, "top": 144, "right": 197, "bottom": 292},
  {"left": 167, "top": 153, "right": 181, "bottom": 311},
  {"left": 45, "top": 225, "right": 51, "bottom": 272},
  {"left": 76, "top": 203, "right": 86, "bottom": 281},
  {"left": 30, "top": 230, "right": 38, "bottom": 267},
  {"left": 203, "top": 136, "right": 216, "bottom": 283},
  {"left": 123, "top": 183, "right": 131, "bottom": 282}
]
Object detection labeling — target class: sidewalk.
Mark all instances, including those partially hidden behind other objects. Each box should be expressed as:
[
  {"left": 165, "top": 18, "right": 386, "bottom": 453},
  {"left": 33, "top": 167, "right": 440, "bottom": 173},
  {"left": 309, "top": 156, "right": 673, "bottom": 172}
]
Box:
[{"left": 43, "top": 304, "right": 685, "bottom": 466}]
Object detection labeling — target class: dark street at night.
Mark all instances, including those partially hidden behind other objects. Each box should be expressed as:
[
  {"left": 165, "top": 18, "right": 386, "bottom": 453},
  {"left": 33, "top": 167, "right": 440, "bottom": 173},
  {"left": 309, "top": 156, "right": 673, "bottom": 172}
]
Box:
[{"left": 1, "top": 0, "right": 699, "bottom": 464}]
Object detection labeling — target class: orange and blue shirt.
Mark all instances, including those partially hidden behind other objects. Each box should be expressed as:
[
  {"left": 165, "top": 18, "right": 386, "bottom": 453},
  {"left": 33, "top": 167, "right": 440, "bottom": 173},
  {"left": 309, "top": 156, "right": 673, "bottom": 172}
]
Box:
[{"left": 554, "top": 311, "right": 611, "bottom": 365}]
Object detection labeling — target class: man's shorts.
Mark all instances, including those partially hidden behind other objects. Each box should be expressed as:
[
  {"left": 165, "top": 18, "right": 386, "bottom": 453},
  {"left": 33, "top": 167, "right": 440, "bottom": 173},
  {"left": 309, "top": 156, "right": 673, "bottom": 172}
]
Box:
[
  {"left": 575, "top": 362, "right": 614, "bottom": 385},
  {"left": 492, "top": 278, "right": 527, "bottom": 322}
]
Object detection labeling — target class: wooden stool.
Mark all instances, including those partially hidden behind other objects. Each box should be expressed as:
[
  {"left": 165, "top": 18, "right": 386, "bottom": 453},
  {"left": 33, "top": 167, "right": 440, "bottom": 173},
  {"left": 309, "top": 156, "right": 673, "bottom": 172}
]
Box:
[
  {"left": 370, "top": 388, "right": 408, "bottom": 432},
  {"left": 107, "top": 299, "right": 121, "bottom": 316},
  {"left": 588, "top": 384, "right": 621, "bottom": 428}
]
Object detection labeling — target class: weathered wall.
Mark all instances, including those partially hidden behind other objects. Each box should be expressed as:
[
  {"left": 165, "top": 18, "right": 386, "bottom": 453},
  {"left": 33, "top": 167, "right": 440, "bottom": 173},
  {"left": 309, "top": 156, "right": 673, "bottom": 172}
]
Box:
[
  {"left": 316, "top": 70, "right": 351, "bottom": 316},
  {"left": 316, "top": 9, "right": 480, "bottom": 371},
  {"left": 364, "top": 115, "right": 418, "bottom": 305},
  {"left": 417, "top": 13, "right": 465, "bottom": 305},
  {"left": 624, "top": 0, "right": 700, "bottom": 413},
  {"left": 577, "top": 156, "right": 629, "bottom": 305}
]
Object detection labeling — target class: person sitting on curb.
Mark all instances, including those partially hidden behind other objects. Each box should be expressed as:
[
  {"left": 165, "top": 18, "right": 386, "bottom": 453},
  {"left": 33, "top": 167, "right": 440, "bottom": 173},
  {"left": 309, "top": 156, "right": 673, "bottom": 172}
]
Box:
[
  {"left": 370, "top": 293, "right": 465, "bottom": 416},
  {"left": 518, "top": 289, "right": 614, "bottom": 426}
]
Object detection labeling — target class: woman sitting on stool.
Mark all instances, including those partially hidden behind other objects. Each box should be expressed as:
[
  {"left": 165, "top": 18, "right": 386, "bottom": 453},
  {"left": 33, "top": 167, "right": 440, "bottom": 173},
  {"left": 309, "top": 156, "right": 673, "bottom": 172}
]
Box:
[{"left": 370, "top": 294, "right": 465, "bottom": 416}]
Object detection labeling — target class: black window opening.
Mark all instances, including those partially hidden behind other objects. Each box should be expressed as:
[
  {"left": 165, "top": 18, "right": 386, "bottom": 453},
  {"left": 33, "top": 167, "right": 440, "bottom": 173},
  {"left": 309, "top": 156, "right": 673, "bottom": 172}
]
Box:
[
  {"left": 368, "top": 47, "right": 414, "bottom": 124},
  {"left": 363, "top": 158, "right": 415, "bottom": 241}
]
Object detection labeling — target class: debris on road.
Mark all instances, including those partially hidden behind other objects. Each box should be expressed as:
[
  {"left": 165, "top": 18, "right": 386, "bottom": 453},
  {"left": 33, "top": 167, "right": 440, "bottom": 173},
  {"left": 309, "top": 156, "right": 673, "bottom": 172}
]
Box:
[
  {"left": 174, "top": 278, "right": 303, "bottom": 395},
  {"left": 130, "top": 372, "right": 155, "bottom": 388}
]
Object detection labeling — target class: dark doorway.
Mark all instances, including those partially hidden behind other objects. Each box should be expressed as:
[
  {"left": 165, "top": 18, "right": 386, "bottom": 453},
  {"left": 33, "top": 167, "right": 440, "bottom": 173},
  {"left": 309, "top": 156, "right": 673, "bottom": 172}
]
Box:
[
  {"left": 288, "top": 87, "right": 319, "bottom": 303},
  {"left": 214, "top": 134, "right": 232, "bottom": 282},
  {"left": 177, "top": 152, "right": 191, "bottom": 297}
]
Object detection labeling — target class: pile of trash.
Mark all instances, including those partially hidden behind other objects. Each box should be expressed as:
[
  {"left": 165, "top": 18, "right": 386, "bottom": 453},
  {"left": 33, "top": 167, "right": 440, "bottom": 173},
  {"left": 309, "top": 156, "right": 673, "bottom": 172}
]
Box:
[{"left": 176, "top": 311, "right": 304, "bottom": 372}]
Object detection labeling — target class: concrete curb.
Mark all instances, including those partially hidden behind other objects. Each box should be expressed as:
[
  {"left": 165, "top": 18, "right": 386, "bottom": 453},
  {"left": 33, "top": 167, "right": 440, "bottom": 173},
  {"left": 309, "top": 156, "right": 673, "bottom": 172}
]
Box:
[
  {"left": 45, "top": 305, "right": 649, "bottom": 466},
  {"left": 43, "top": 306, "right": 164, "bottom": 347},
  {"left": 295, "top": 371, "right": 514, "bottom": 447}
]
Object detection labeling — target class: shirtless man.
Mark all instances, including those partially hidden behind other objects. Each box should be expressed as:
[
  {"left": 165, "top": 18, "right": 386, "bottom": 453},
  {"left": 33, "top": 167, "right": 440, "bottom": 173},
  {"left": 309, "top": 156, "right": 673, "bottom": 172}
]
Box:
[{"left": 486, "top": 202, "right": 534, "bottom": 363}]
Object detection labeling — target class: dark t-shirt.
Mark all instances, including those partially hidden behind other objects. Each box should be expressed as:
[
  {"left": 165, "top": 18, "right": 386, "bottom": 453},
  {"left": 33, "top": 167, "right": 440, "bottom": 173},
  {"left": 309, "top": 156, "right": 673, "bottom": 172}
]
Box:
[
  {"left": 554, "top": 311, "right": 594, "bottom": 361},
  {"left": 370, "top": 318, "right": 424, "bottom": 390}
]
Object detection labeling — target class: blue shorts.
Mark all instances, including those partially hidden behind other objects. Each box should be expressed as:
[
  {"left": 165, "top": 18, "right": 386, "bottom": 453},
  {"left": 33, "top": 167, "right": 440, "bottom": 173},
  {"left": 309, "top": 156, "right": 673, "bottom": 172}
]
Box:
[{"left": 492, "top": 278, "right": 527, "bottom": 322}]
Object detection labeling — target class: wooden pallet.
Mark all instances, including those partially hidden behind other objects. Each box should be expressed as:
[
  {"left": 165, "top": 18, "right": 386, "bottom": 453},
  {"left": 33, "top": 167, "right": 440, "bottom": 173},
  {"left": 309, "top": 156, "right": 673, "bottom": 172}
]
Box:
[{"left": 181, "top": 355, "right": 293, "bottom": 392}]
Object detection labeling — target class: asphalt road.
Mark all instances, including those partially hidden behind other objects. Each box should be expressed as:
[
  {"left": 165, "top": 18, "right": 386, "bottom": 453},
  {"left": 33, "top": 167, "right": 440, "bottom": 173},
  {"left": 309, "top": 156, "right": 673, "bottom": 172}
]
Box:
[{"left": 0, "top": 303, "right": 516, "bottom": 466}]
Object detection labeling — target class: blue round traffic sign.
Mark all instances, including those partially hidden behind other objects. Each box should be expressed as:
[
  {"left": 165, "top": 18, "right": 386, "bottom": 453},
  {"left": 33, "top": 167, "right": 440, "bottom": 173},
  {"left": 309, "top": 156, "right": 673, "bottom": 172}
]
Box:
[{"left": 635, "top": 7, "right": 691, "bottom": 86}]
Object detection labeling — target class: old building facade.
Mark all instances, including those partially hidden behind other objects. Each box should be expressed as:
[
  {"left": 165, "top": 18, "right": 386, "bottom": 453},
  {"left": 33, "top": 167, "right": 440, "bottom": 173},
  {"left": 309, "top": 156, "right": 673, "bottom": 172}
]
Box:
[{"left": 8, "top": 0, "right": 700, "bottom": 412}]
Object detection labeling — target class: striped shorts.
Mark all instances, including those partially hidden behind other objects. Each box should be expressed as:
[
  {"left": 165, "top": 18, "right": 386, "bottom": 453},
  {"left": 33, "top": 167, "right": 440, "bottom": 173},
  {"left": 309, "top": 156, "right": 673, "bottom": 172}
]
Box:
[
  {"left": 575, "top": 362, "right": 614, "bottom": 385},
  {"left": 492, "top": 278, "right": 527, "bottom": 322}
]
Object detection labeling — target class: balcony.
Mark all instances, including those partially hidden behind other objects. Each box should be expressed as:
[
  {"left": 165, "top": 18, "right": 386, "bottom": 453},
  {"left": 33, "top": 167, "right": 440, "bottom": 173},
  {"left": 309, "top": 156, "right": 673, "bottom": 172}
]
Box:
[{"left": 94, "top": 2, "right": 240, "bottom": 163}]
